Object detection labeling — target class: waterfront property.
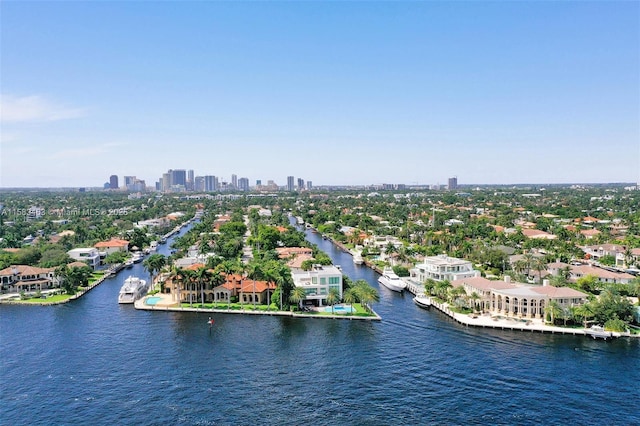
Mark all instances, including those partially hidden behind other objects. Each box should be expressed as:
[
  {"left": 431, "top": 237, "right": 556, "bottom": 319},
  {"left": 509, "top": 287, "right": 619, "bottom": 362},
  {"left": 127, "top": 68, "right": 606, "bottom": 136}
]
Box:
[
  {"left": 0, "top": 265, "right": 61, "bottom": 293},
  {"left": 291, "top": 264, "right": 343, "bottom": 306},
  {"left": 546, "top": 262, "right": 635, "bottom": 285},
  {"left": 93, "top": 238, "right": 130, "bottom": 255},
  {"left": 67, "top": 247, "right": 101, "bottom": 269},
  {"left": 450, "top": 276, "right": 588, "bottom": 320},
  {"left": 164, "top": 270, "right": 276, "bottom": 305},
  {"left": 410, "top": 254, "right": 480, "bottom": 283}
]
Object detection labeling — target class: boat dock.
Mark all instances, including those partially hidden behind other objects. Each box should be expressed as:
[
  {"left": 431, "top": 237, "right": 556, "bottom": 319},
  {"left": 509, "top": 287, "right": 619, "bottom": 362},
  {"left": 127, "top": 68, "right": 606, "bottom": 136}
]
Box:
[{"left": 401, "top": 275, "right": 628, "bottom": 338}]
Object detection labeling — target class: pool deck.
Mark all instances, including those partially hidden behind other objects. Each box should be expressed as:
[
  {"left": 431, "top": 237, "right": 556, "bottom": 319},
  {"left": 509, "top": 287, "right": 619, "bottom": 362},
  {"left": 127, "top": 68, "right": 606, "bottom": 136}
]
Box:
[{"left": 134, "top": 294, "right": 381, "bottom": 321}]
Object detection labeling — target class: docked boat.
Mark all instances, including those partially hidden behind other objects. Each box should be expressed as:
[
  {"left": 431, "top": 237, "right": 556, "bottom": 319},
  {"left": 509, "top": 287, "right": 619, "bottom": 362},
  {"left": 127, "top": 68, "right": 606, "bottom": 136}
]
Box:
[
  {"left": 131, "top": 252, "right": 144, "bottom": 263},
  {"left": 585, "top": 325, "right": 612, "bottom": 340},
  {"left": 118, "top": 276, "right": 149, "bottom": 304},
  {"left": 352, "top": 251, "right": 364, "bottom": 265},
  {"left": 124, "top": 259, "right": 134, "bottom": 268},
  {"left": 378, "top": 268, "right": 406, "bottom": 292},
  {"left": 413, "top": 295, "right": 432, "bottom": 309}
]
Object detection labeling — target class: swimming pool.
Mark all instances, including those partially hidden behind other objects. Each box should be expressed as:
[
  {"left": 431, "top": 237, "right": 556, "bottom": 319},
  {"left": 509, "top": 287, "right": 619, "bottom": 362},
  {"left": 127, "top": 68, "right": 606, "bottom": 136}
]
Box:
[
  {"left": 323, "top": 305, "right": 355, "bottom": 314},
  {"left": 145, "top": 296, "right": 162, "bottom": 306}
]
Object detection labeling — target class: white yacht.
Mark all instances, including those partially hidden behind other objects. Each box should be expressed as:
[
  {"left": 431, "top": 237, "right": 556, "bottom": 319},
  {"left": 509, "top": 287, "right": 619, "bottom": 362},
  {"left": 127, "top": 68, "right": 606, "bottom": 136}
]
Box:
[
  {"left": 118, "top": 276, "right": 149, "bottom": 304},
  {"left": 352, "top": 251, "right": 364, "bottom": 265},
  {"left": 378, "top": 268, "right": 406, "bottom": 292},
  {"left": 585, "top": 325, "right": 612, "bottom": 340},
  {"left": 413, "top": 294, "right": 432, "bottom": 309},
  {"left": 131, "top": 252, "right": 144, "bottom": 263}
]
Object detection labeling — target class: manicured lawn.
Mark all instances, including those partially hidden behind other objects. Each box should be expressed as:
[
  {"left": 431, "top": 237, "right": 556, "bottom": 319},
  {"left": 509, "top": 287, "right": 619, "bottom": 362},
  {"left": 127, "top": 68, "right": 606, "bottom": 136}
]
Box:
[
  {"left": 16, "top": 294, "right": 74, "bottom": 303},
  {"left": 88, "top": 272, "right": 105, "bottom": 285}
]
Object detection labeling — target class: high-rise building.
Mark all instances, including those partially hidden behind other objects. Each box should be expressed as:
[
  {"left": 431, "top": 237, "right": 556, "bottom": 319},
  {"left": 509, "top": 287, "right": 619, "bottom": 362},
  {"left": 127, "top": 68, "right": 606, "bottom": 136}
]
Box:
[
  {"left": 307, "top": 181, "right": 312, "bottom": 190},
  {"left": 297, "top": 178, "right": 305, "bottom": 190},
  {"left": 109, "top": 175, "right": 119, "bottom": 189},
  {"left": 162, "top": 173, "right": 171, "bottom": 192},
  {"left": 124, "top": 176, "right": 136, "bottom": 191},
  {"left": 170, "top": 169, "right": 187, "bottom": 188},
  {"left": 448, "top": 177, "right": 458, "bottom": 190},
  {"left": 287, "top": 176, "right": 295, "bottom": 191},
  {"left": 256, "top": 179, "right": 262, "bottom": 186},
  {"left": 194, "top": 176, "right": 205, "bottom": 192},
  {"left": 204, "top": 175, "right": 218, "bottom": 192},
  {"left": 238, "top": 177, "right": 249, "bottom": 191},
  {"left": 231, "top": 174, "right": 238, "bottom": 189},
  {"left": 187, "top": 169, "right": 195, "bottom": 190}
]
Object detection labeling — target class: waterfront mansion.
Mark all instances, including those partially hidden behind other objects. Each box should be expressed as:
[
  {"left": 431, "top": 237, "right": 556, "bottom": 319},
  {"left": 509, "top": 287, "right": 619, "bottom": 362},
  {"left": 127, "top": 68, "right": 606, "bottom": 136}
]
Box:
[
  {"left": 450, "top": 276, "right": 588, "bottom": 320},
  {"left": 410, "top": 254, "right": 480, "bottom": 283},
  {"left": 290, "top": 264, "right": 343, "bottom": 307}
]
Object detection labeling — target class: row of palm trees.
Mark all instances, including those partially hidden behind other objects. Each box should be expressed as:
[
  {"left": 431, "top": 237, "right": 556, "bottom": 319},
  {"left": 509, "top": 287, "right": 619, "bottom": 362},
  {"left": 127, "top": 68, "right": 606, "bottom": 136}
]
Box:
[{"left": 423, "top": 278, "right": 481, "bottom": 312}]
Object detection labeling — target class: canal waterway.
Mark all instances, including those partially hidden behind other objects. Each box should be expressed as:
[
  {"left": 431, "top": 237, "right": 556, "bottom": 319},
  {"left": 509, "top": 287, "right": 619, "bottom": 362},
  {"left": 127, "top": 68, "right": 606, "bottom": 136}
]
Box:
[{"left": 1, "top": 222, "right": 639, "bottom": 425}]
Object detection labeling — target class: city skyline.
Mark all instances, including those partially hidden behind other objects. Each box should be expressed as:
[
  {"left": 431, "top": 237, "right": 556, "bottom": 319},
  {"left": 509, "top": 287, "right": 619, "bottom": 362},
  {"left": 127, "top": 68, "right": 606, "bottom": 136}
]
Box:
[{"left": 1, "top": 2, "right": 639, "bottom": 188}]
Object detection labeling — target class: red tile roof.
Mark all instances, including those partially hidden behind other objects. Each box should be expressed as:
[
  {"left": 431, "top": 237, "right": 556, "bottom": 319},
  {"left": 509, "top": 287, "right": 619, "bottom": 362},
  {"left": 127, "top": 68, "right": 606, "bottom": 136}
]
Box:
[{"left": 94, "top": 238, "right": 130, "bottom": 248}]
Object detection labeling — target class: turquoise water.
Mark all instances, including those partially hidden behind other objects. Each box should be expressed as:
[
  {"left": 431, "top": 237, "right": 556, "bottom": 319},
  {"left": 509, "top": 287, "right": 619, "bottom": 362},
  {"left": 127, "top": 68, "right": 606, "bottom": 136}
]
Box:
[
  {"left": 145, "top": 296, "right": 162, "bottom": 305},
  {"left": 323, "top": 305, "right": 355, "bottom": 313}
]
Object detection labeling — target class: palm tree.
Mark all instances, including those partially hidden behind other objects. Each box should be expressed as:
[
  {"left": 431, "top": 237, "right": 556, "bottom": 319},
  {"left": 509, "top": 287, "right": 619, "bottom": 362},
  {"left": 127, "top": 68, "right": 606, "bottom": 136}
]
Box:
[
  {"left": 343, "top": 287, "right": 358, "bottom": 315},
  {"left": 143, "top": 254, "right": 166, "bottom": 292},
  {"left": 245, "top": 262, "right": 264, "bottom": 311},
  {"left": 168, "top": 266, "right": 183, "bottom": 304},
  {"left": 180, "top": 269, "right": 195, "bottom": 307},
  {"left": 545, "top": 300, "right": 563, "bottom": 325},
  {"left": 435, "top": 280, "right": 452, "bottom": 301},
  {"left": 424, "top": 278, "right": 438, "bottom": 296},
  {"left": 531, "top": 257, "right": 548, "bottom": 284},
  {"left": 194, "top": 266, "right": 213, "bottom": 307},
  {"left": 209, "top": 270, "right": 226, "bottom": 307},
  {"left": 353, "top": 279, "right": 379, "bottom": 313},
  {"left": 289, "top": 286, "right": 307, "bottom": 311},
  {"left": 469, "top": 291, "right": 481, "bottom": 313},
  {"left": 326, "top": 287, "right": 340, "bottom": 314}
]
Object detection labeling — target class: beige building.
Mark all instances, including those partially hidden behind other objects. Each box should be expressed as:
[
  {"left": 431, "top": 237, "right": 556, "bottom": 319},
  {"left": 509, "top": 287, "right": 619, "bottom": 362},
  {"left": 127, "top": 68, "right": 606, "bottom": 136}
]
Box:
[{"left": 451, "top": 276, "right": 587, "bottom": 320}]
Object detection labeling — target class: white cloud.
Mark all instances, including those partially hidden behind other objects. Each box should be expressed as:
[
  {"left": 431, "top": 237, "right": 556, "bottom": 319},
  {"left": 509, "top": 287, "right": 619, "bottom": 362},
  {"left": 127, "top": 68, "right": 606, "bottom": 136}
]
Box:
[{"left": 0, "top": 94, "right": 86, "bottom": 122}]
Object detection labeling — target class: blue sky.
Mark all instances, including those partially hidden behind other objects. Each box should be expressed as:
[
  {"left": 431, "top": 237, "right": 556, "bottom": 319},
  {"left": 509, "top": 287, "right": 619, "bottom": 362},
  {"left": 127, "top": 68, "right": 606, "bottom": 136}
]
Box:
[{"left": 1, "top": 1, "right": 638, "bottom": 187}]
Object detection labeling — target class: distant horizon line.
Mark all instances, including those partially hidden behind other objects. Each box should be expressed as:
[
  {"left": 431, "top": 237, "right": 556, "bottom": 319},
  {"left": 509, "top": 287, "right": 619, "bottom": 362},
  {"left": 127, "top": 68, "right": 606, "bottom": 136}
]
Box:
[{"left": 0, "top": 181, "right": 638, "bottom": 190}]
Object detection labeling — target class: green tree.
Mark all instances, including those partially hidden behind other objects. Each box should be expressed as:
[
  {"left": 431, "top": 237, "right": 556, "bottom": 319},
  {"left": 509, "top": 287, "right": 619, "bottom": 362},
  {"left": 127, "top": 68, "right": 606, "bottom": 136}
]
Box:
[
  {"left": 353, "top": 279, "right": 379, "bottom": 313},
  {"left": 104, "top": 251, "right": 128, "bottom": 265},
  {"left": 343, "top": 287, "right": 358, "bottom": 315},
  {"left": 38, "top": 248, "right": 72, "bottom": 268},
  {"left": 326, "top": 287, "right": 340, "bottom": 314},
  {"left": 289, "top": 286, "right": 307, "bottom": 311},
  {"left": 194, "top": 265, "right": 213, "bottom": 307},
  {"left": 143, "top": 254, "right": 167, "bottom": 292},
  {"left": 57, "top": 264, "right": 92, "bottom": 295}
]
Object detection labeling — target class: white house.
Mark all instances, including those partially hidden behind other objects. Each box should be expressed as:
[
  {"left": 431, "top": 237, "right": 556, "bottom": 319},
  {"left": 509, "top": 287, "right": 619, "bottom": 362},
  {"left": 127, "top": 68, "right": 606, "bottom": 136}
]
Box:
[
  {"left": 291, "top": 264, "right": 343, "bottom": 306},
  {"left": 67, "top": 248, "right": 101, "bottom": 269},
  {"left": 410, "top": 254, "right": 480, "bottom": 283},
  {"left": 94, "top": 238, "right": 129, "bottom": 256}
]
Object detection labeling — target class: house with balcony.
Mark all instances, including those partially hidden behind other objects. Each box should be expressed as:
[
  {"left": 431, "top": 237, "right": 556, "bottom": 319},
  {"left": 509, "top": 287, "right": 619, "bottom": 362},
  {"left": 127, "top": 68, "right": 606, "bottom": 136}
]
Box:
[
  {"left": 67, "top": 248, "right": 101, "bottom": 269},
  {"left": 410, "top": 254, "right": 480, "bottom": 283},
  {"left": 0, "top": 265, "right": 61, "bottom": 294},
  {"left": 450, "top": 276, "right": 588, "bottom": 320},
  {"left": 291, "top": 264, "right": 343, "bottom": 306}
]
